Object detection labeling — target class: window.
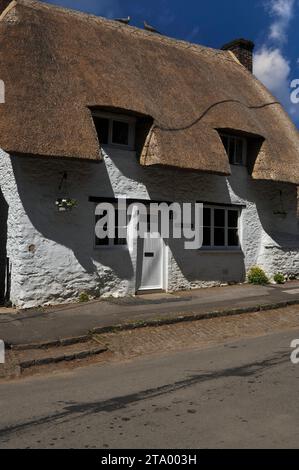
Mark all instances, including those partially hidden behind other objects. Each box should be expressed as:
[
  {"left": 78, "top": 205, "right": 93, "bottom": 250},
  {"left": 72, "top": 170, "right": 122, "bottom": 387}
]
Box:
[
  {"left": 94, "top": 117, "right": 109, "bottom": 145},
  {"left": 112, "top": 121, "right": 129, "bottom": 146},
  {"left": 95, "top": 207, "right": 127, "bottom": 248},
  {"left": 92, "top": 112, "right": 136, "bottom": 149},
  {"left": 202, "top": 206, "right": 241, "bottom": 249},
  {"left": 220, "top": 134, "right": 247, "bottom": 165}
]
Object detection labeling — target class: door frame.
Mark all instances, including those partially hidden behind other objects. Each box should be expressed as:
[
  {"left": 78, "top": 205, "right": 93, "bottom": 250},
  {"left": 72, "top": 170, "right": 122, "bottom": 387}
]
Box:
[{"left": 135, "top": 231, "right": 168, "bottom": 294}]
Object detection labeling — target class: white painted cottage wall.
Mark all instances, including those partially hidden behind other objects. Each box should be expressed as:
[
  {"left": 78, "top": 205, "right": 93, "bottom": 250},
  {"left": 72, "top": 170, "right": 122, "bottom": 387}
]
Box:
[{"left": 0, "top": 147, "right": 298, "bottom": 308}]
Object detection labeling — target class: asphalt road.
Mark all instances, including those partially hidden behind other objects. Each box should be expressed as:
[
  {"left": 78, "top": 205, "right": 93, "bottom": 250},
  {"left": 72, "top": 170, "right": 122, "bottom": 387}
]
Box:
[{"left": 1, "top": 328, "right": 299, "bottom": 449}]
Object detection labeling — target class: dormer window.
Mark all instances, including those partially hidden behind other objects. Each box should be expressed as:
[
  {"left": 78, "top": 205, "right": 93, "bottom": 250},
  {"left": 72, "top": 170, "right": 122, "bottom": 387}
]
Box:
[
  {"left": 220, "top": 134, "right": 247, "bottom": 166},
  {"left": 93, "top": 112, "right": 136, "bottom": 149}
]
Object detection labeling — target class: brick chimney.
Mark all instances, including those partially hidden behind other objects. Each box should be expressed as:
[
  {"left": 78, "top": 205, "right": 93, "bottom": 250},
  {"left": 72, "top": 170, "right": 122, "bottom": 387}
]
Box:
[{"left": 221, "top": 38, "right": 255, "bottom": 73}]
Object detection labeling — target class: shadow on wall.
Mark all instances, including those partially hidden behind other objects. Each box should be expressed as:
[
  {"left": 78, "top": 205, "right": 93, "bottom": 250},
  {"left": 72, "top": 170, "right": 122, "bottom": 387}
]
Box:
[
  {"left": 9, "top": 152, "right": 249, "bottom": 297},
  {"left": 10, "top": 157, "right": 135, "bottom": 295},
  {"left": 168, "top": 238, "right": 246, "bottom": 287},
  {"left": 19, "top": 144, "right": 299, "bottom": 295},
  {"left": 0, "top": 186, "right": 8, "bottom": 304},
  {"left": 228, "top": 168, "right": 299, "bottom": 242},
  {"left": 107, "top": 151, "right": 247, "bottom": 285}
]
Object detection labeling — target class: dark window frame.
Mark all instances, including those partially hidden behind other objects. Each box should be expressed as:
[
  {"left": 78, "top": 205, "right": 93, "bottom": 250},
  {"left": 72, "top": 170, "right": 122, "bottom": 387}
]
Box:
[
  {"left": 201, "top": 206, "right": 241, "bottom": 250},
  {"left": 220, "top": 133, "right": 247, "bottom": 166},
  {"left": 92, "top": 112, "right": 136, "bottom": 150},
  {"left": 95, "top": 205, "right": 128, "bottom": 249}
]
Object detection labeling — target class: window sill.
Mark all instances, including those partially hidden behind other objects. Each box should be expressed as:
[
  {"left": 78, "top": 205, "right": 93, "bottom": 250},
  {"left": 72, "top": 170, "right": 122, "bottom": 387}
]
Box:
[
  {"left": 199, "top": 248, "right": 242, "bottom": 254},
  {"left": 102, "top": 144, "right": 135, "bottom": 152},
  {"left": 94, "top": 245, "right": 128, "bottom": 251}
]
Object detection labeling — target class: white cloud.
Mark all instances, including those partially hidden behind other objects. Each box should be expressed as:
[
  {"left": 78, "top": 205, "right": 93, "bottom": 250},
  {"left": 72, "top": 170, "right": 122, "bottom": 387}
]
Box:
[
  {"left": 254, "top": 48, "right": 299, "bottom": 117},
  {"left": 254, "top": 47, "right": 290, "bottom": 97},
  {"left": 266, "top": 0, "right": 295, "bottom": 43},
  {"left": 254, "top": 0, "right": 297, "bottom": 118},
  {"left": 269, "top": 0, "right": 294, "bottom": 19}
]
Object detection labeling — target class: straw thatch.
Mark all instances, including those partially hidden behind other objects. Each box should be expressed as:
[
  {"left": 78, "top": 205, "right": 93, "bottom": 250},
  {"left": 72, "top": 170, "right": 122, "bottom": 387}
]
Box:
[{"left": 0, "top": 0, "right": 299, "bottom": 183}]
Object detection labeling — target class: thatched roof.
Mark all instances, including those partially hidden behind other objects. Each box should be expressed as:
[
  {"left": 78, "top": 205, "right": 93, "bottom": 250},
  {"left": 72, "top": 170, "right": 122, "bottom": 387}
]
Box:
[{"left": 1, "top": 0, "right": 299, "bottom": 183}]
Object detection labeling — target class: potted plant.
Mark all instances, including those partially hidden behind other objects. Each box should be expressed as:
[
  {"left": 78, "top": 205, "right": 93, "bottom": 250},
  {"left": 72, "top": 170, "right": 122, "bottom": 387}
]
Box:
[{"left": 55, "top": 198, "right": 78, "bottom": 212}]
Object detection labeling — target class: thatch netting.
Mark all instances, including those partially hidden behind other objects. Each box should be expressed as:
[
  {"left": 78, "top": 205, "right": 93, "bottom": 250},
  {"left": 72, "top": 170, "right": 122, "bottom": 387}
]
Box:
[{"left": 1, "top": 0, "right": 299, "bottom": 183}]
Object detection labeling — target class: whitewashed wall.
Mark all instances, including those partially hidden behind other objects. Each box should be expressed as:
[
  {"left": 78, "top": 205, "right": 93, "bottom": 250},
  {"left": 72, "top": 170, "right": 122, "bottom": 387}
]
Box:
[{"left": 0, "top": 147, "right": 298, "bottom": 308}]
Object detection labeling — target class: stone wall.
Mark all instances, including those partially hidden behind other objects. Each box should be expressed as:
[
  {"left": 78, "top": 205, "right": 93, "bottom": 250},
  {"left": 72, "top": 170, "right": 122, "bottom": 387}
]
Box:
[
  {"left": 0, "top": 185, "right": 8, "bottom": 303},
  {"left": 0, "top": 147, "right": 298, "bottom": 308}
]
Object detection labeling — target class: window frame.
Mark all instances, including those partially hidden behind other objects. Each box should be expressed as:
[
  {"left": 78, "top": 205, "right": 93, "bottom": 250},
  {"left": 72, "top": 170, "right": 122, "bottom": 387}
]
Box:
[
  {"left": 94, "top": 204, "right": 128, "bottom": 250},
  {"left": 93, "top": 202, "right": 242, "bottom": 251},
  {"left": 92, "top": 111, "right": 136, "bottom": 150},
  {"left": 220, "top": 133, "right": 247, "bottom": 166},
  {"left": 201, "top": 205, "right": 242, "bottom": 251}
]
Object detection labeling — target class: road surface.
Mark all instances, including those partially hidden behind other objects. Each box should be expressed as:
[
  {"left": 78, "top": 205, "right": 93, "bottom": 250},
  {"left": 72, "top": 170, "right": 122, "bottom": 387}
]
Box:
[{"left": 0, "top": 328, "right": 299, "bottom": 448}]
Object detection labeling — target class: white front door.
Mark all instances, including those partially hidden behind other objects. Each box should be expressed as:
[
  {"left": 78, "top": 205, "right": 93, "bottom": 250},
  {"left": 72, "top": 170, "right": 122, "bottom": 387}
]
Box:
[{"left": 136, "top": 231, "right": 165, "bottom": 292}]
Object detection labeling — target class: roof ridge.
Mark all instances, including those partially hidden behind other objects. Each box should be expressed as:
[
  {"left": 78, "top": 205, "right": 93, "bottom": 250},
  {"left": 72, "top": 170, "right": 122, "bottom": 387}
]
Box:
[{"left": 15, "top": 0, "right": 236, "bottom": 64}]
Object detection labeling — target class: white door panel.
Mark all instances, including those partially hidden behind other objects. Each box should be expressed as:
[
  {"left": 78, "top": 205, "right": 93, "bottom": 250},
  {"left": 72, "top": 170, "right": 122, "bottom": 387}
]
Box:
[{"left": 137, "top": 232, "right": 164, "bottom": 291}]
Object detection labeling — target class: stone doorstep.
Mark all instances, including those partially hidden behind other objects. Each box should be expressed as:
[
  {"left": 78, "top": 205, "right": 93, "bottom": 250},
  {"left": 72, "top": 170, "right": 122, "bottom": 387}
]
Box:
[{"left": 0, "top": 308, "right": 18, "bottom": 315}]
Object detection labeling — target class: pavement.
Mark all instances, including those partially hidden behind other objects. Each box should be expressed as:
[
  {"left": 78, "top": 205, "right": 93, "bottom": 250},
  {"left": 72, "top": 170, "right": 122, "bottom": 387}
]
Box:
[
  {"left": 1, "top": 325, "right": 299, "bottom": 448},
  {"left": 1, "top": 281, "right": 299, "bottom": 347}
]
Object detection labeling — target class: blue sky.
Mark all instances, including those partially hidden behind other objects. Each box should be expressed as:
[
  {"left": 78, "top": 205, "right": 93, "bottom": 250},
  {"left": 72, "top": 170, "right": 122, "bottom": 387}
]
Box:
[{"left": 43, "top": 0, "right": 299, "bottom": 127}]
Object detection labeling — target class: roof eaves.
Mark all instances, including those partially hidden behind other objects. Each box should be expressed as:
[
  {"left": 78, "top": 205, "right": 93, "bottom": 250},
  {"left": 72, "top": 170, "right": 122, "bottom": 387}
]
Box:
[{"left": 0, "top": 0, "right": 17, "bottom": 21}]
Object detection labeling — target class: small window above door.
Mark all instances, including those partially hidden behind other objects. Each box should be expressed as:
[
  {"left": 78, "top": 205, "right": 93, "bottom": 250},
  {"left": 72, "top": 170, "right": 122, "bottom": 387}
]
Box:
[{"left": 92, "top": 112, "right": 136, "bottom": 150}]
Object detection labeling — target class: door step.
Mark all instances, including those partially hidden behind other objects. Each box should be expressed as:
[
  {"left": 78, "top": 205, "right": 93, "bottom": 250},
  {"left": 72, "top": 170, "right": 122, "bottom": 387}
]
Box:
[
  {"left": 106, "top": 292, "right": 192, "bottom": 306},
  {"left": 136, "top": 289, "right": 166, "bottom": 295},
  {"left": 1, "top": 339, "right": 108, "bottom": 379}
]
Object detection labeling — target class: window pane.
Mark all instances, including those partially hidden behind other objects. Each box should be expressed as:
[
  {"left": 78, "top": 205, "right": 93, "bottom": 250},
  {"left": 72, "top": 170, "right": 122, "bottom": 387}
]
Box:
[
  {"left": 95, "top": 212, "right": 109, "bottom": 246},
  {"left": 203, "top": 227, "right": 211, "bottom": 246},
  {"left": 114, "top": 237, "right": 127, "bottom": 246},
  {"left": 214, "top": 228, "right": 225, "bottom": 246},
  {"left": 112, "top": 120, "right": 129, "bottom": 145},
  {"left": 115, "top": 209, "right": 128, "bottom": 227},
  {"left": 96, "top": 236, "right": 109, "bottom": 246},
  {"left": 203, "top": 208, "right": 211, "bottom": 227},
  {"left": 228, "top": 138, "right": 235, "bottom": 164},
  {"left": 93, "top": 117, "right": 109, "bottom": 145},
  {"left": 115, "top": 210, "right": 127, "bottom": 245},
  {"left": 235, "top": 139, "right": 244, "bottom": 164},
  {"left": 202, "top": 227, "right": 211, "bottom": 246},
  {"left": 228, "top": 229, "right": 239, "bottom": 246},
  {"left": 228, "top": 210, "right": 238, "bottom": 228},
  {"left": 214, "top": 209, "right": 225, "bottom": 227}
]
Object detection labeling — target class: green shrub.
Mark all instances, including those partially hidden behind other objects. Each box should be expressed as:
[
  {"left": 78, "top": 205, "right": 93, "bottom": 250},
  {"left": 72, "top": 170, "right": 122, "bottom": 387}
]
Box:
[
  {"left": 247, "top": 266, "right": 269, "bottom": 285},
  {"left": 79, "top": 292, "right": 90, "bottom": 303},
  {"left": 273, "top": 273, "right": 285, "bottom": 285}
]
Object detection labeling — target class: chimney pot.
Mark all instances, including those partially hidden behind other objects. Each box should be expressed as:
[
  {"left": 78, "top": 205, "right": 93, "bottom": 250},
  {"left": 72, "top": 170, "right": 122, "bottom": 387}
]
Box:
[{"left": 221, "top": 38, "right": 255, "bottom": 73}]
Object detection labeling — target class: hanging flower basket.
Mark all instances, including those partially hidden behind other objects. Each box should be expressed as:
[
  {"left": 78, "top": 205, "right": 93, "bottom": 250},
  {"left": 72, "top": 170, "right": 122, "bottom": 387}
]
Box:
[{"left": 55, "top": 198, "right": 78, "bottom": 212}]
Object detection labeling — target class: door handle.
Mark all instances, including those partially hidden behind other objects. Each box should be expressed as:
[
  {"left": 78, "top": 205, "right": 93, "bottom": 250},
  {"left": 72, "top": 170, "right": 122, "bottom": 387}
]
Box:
[{"left": 144, "top": 252, "right": 155, "bottom": 258}]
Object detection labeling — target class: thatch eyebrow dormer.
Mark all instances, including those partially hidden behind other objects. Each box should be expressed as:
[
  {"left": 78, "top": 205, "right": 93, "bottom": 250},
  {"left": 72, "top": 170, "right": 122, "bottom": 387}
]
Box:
[{"left": 1, "top": 0, "right": 299, "bottom": 184}]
